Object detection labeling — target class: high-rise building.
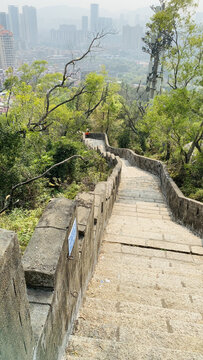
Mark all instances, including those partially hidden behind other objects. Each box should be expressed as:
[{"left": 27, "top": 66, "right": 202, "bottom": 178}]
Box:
[
  {"left": 90, "top": 4, "right": 99, "bottom": 32},
  {"left": 122, "top": 24, "right": 143, "bottom": 55},
  {"left": 82, "top": 16, "right": 88, "bottom": 33},
  {"left": 98, "top": 17, "right": 113, "bottom": 32},
  {"left": 21, "top": 6, "right": 38, "bottom": 46},
  {"left": 0, "top": 25, "right": 15, "bottom": 69},
  {"left": 122, "top": 25, "right": 134, "bottom": 50},
  {"left": 51, "top": 25, "right": 82, "bottom": 49},
  {"left": 0, "top": 13, "right": 7, "bottom": 30},
  {"left": 8, "top": 5, "right": 20, "bottom": 42},
  {"left": 135, "top": 14, "right": 140, "bottom": 26}
]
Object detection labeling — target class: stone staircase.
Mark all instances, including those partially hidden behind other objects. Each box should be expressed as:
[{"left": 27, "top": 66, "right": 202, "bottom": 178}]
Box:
[{"left": 64, "top": 151, "right": 203, "bottom": 360}]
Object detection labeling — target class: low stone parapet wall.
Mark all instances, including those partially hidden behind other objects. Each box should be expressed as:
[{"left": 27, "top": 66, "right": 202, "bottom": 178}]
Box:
[
  {"left": 0, "top": 230, "right": 34, "bottom": 360},
  {"left": 86, "top": 132, "right": 203, "bottom": 238},
  {"left": 0, "top": 148, "right": 122, "bottom": 360}
]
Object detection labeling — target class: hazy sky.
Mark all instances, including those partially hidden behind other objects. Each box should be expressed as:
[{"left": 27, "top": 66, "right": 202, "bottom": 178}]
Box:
[{"left": 1, "top": 0, "right": 203, "bottom": 13}]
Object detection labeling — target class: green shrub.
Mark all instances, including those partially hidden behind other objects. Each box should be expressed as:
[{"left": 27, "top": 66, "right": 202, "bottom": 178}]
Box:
[
  {"left": 117, "top": 129, "right": 131, "bottom": 148},
  {"left": 0, "top": 140, "right": 111, "bottom": 251},
  {"left": 189, "top": 189, "right": 203, "bottom": 202},
  {"left": 46, "top": 138, "right": 78, "bottom": 182},
  {"left": 0, "top": 207, "right": 44, "bottom": 253}
]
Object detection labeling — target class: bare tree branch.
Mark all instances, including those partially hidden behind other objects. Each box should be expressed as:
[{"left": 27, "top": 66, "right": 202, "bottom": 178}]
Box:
[
  {"left": 85, "top": 85, "right": 109, "bottom": 119},
  {"left": 5, "top": 89, "right": 12, "bottom": 119},
  {"left": 184, "top": 49, "right": 203, "bottom": 88},
  {"left": 186, "top": 121, "right": 203, "bottom": 163},
  {"left": 32, "top": 86, "right": 86, "bottom": 130},
  {"left": 120, "top": 101, "right": 139, "bottom": 135},
  {"left": 0, "top": 155, "right": 85, "bottom": 214},
  {"left": 169, "top": 22, "right": 180, "bottom": 89},
  {"left": 27, "top": 32, "right": 110, "bottom": 131}
]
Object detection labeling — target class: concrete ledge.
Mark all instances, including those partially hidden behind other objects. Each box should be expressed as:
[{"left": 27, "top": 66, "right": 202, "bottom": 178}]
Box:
[{"left": 23, "top": 198, "right": 76, "bottom": 288}]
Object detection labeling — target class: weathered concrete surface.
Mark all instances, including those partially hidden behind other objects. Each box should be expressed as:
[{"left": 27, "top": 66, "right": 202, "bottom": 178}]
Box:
[
  {"left": 27, "top": 288, "right": 53, "bottom": 344},
  {"left": 23, "top": 198, "right": 76, "bottom": 288},
  {"left": 65, "top": 157, "right": 203, "bottom": 360},
  {"left": 22, "top": 198, "right": 81, "bottom": 360},
  {"left": 0, "top": 230, "right": 34, "bottom": 360}
]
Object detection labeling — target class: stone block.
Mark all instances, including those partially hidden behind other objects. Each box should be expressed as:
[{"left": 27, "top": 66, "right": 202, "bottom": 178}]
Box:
[
  {"left": 29, "top": 302, "right": 51, "bottom": 344},
  {"left": 23, "top": 227, "right": 67, "bottom": 288},
  {"left": 37, "top": 198, "right": 76, "bottom": 229},
  {"left": 191, "top": 246, "right": 203, "bottom": 256},
  {"left": 0, "top": 229, "right": 34, "bottom": 360},
  {"left": 23, "top": 198, "right": 76, "bottom": 288},
  {"left": 147, "top": 240, "right": 190, "bottom": 253},
  {"left": 27, "top": 287, "right": 53, "bottom": 305}
]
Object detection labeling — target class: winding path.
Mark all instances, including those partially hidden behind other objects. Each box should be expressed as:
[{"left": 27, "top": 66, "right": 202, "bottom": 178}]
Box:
[{"left": 65, "top": 139, "right": 203, "bottom": 360}]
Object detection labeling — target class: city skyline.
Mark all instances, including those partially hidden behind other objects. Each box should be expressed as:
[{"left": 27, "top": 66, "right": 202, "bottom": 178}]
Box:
[
  {"left": 1, "top": 0, "right": 203, "bottom": 13},
  {"left": 1, "top": 5, "right": 38, "bottom": 48}
]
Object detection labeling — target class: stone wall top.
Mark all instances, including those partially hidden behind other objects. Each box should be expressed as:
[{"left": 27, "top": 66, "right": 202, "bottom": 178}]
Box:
[{"left": 22, "top": 198, "right": 76, "bottom": 288}]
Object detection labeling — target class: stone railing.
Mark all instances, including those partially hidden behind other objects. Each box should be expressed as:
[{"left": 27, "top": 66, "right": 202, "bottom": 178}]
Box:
[
  {"left": 0, "top": 149, "right": 122, "bottom": 360},
  {"left": 86, "top": 132, "right": 203, "bottom": 238}
]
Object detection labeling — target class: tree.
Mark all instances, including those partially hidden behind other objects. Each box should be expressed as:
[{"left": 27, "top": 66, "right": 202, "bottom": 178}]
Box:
[
  {"left": 88, "top": 77, "right": 122, "bottom": 136},
  {"left": 3, "top": 67, "right": 19, "bottom": 118},
  {"left": 0, "top": 155, "right": 85, "bottom": 214},
  {"left": 114, "top": 83, "right": 148, "bottom": 152},
  {"left": 143, "top": 0, "right": 201, "bottom": 97},
  {"left": 0, "top": 33, "right": 114, "bottom": 212},
  {"left": 142, "top": 88, "right": 203, "bottom": 164},
  {"left": 3, "top": 33, "right": 110, "bottom": 134},
  {"left": 165, "top": 18, "right": 202, "bottom": 89},
  {"left": 143, "top": 1, "right": 170, "bottom": 99}
]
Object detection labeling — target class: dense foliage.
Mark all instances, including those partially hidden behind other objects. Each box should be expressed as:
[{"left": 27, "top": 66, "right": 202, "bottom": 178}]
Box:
[
  {"left": 0, "top": 4, "right": 202, "bottom": 249},
  {"left": 0, "top": 133, "right": 111, "bottom": 250},
  {"left": 0, "top": 57, "right": 115, "bottom": 250}
]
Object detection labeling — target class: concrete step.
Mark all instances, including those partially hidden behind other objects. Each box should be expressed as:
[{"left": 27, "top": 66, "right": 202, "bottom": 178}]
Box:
[
  {"left": 112, "top": 211, "right": 172, "bottom": 222},
  {"left": 101, "top": 242, "right": 201, "bottom": 264},
  {"left": 98, "top": 248, "right": 203, "bottom": 277},
  {"left": 104, "top": 242, "right": 200, "bottom": 264},
  {"left": 104, "top": 221, "right": 202, "bottom": 248},
  {"left": 104, "top": 226, "right": 201, "bottom": 250},
  {"left": 116, "top": 197, "right": 165, "bottom": 204},
  {"left": 63, "top": 336, "right": 203, "bottom": 360},
  {"left": 100, "top": 244, "right": 203, "bottom": 267},
  {"left": 84, "top": 288, "right": 203, "bottom": 314},
  {"left": 119, "top": 184, "right": 161, "bottom": 191},
  {"left": 81, "top": 297, "right": 203, "bottom": 324},
  {"left": 73, "top": 317, "right": 203, "bottom": 353},
  {"left": 96, "top": 265, "right": 202, "bottom": 288},
  {"left": 92, "top": 263, "right": 203, "bottom": 294},
  {"left": 113, "top": 202, "right": 169, "bottom": 211},
  {"left": 114, "top": 200, "right": 168, "bottom": 207},
  {"left": 118, "top": 189, "right": 164, "bottom": 199},
  {"left": 66, "top": 335, "right": 203, "bottom": 359}
]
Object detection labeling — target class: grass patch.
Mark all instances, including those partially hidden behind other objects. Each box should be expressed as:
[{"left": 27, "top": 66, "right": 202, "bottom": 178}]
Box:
[{"left": 0, "top": 207, "right": 44, "bottom": 253}]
